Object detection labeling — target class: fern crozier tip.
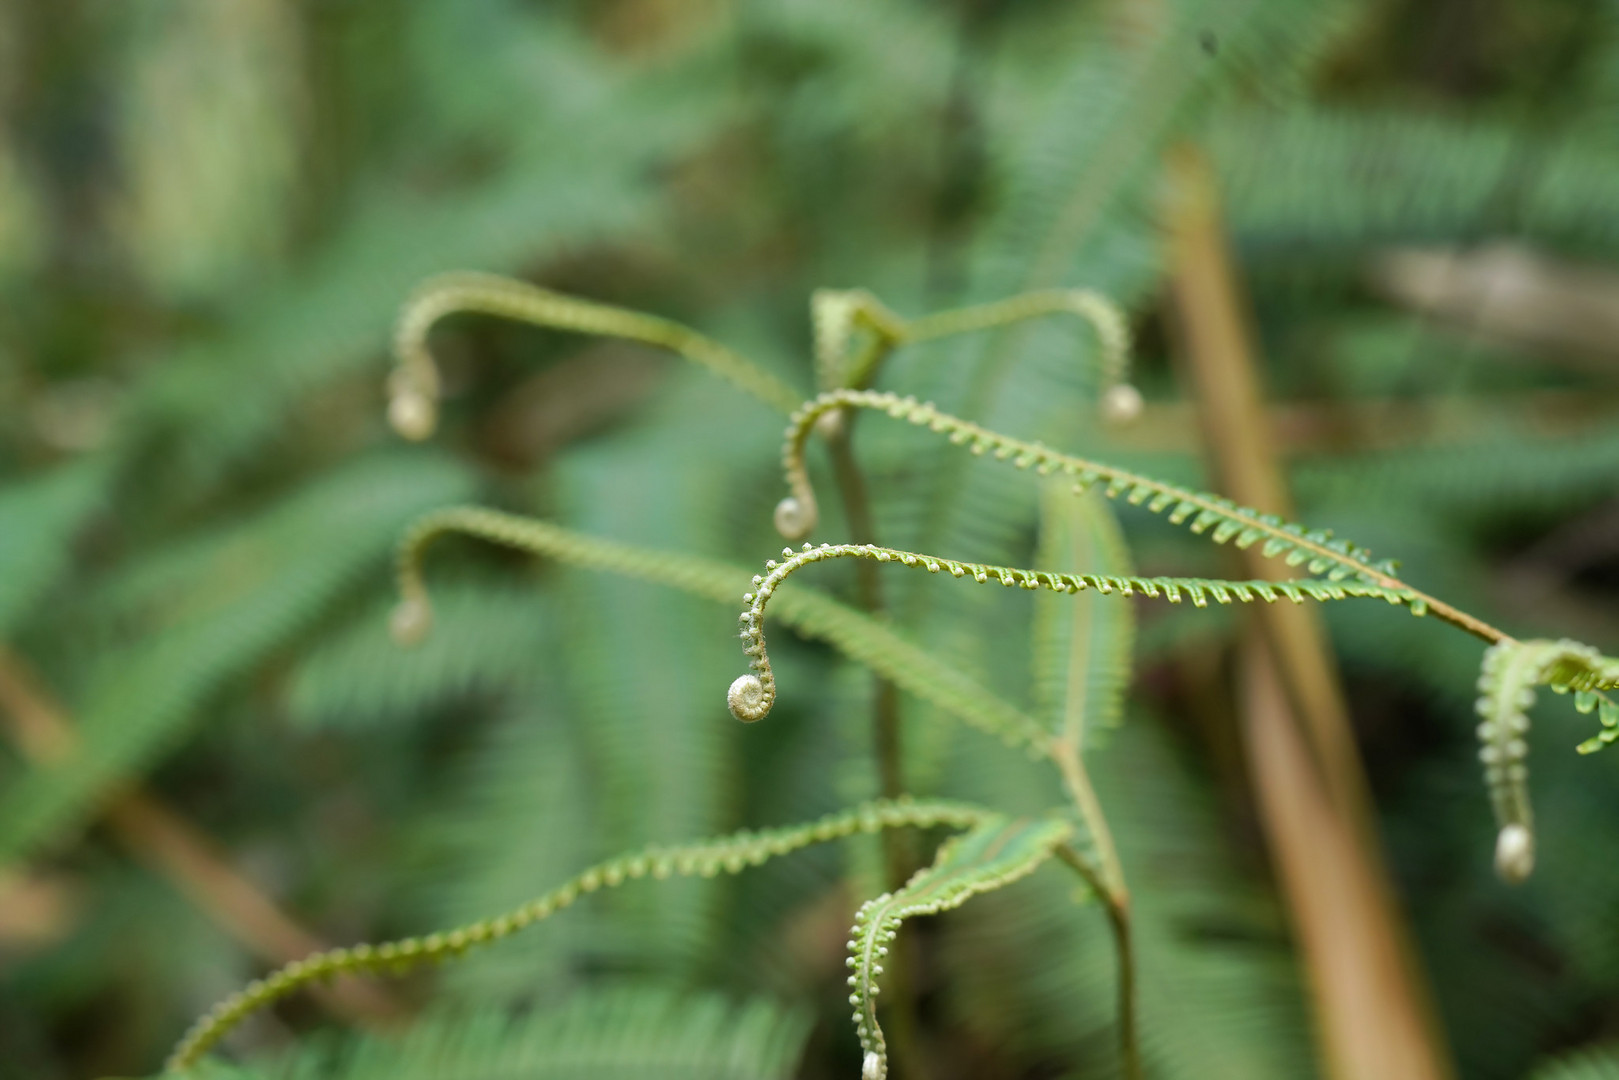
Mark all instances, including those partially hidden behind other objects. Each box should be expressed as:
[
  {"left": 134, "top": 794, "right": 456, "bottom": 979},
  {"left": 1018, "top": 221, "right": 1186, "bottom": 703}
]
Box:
[
  {"left": 1495, "top": 823, "right": 1534, "bottom": 883},
  {"left": 728, "top": 674, "right": 771, "bottom": 722}
]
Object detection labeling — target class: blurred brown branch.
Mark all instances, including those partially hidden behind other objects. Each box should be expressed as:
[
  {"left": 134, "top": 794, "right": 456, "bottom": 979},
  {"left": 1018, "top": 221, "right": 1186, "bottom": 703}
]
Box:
[{"left": 1166, "top": 143, "right": 1454, "bottom": 1080}]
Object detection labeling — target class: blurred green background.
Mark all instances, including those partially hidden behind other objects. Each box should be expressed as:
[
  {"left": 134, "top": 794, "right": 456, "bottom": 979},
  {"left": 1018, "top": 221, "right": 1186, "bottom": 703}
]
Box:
[{"left": 3, "top": 1, "right": 1619, "bottom": 1077}]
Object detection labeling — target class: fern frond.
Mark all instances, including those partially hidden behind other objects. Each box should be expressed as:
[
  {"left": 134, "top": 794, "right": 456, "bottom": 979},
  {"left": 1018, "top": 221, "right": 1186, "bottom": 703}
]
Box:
[
  {"left": 393, "top": 506, "right": 1050, "bottom": 751},
  {"left": 810, "top": 286, "right": 1134, "bottom": 415},
  {"left": 769, "top": 389, "right": 1509, "bottom": 645},
  {"left": 847, "top": 814, "right": 1074, "bottom": 1080},
  {"left": 177, "top": 985, "right": 812, "bottom": 1080},
  {"left": 1527, "top": 1041, "right": 1619, "bottom": 1080},
  {"left": 1032, "top": 483, "right": 1135, "bottom": 747},
  {"left": 1475, "top": 639, "right": 1619, "bottom": 882},
  {"left": 729, "top": 539, "right": 1418, "bottom": 726},
  {"left": 387, "top": 271, "right": 803, "bottom": 439},
  {"left": 166, "top": 797, "right": 991, "bottom": 1071}
]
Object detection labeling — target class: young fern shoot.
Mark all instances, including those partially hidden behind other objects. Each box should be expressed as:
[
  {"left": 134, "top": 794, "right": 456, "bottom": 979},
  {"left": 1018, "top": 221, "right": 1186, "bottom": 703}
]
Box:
[
  {"left": 165, "top": 798, "right": 996, "bottom": 1072},
  {"left": 746, "top": 388, "right": 1619, "bottom": 883}
]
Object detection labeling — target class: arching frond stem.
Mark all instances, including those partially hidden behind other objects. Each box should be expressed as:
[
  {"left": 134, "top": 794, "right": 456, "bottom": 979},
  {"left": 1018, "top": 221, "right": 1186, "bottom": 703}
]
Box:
[
  {"left": 771, "top": 390, "right": 1511, "bottom": 648},
  {"left": 387, "top": 271, "right": 804, "bottom": 440},
  {"left": 165, "top": 798, "right": 991, "bottom": 1073},
  {"left": 727, "top": 539, "right": 1424, "bottom": 726}
]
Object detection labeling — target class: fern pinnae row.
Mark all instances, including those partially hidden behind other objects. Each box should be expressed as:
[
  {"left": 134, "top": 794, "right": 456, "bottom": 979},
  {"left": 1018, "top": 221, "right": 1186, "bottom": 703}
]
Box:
[
  {"left": 729, "top": 539, "right": 1421, "bottom": 726},
  {"left": 387, "top": 271, "right": 804, "bottom": 442},
  {"left": 393, "top": 506, "right": 1047, "bottom": 750},
  {"left": 771, "top": 389, "right": 1507, "bottom": 645},
  {"left": 1475, "top": 639, "right": 1619, "bottom": 882},
  {"left": 164, "top": 797, "right": 992, "bottom": 1072},
  {"left": 847, "top": 815, "right": 1074, "bottom": 1080}
]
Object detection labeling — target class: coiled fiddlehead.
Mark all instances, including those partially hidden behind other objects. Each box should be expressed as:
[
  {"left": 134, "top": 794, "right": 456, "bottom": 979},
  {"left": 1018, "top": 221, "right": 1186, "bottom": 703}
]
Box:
[
  {"left": 727, "top": 540, "right": 1419, "bottom": 725},
  {"left": 1475, "top": 639, "right": 1619, "bottom": 882},
  {"left": 386, "top": 271, "right": 804, "bottom": 439},
  {"left": 165, "top": 797, "right": 991, "bottom": 1072}
]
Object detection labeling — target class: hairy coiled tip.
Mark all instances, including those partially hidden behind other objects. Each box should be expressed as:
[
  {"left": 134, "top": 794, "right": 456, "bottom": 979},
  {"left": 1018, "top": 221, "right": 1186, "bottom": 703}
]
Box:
[
  {"left": 388, "top": 389, "right": 437, "bottom": 441},
  {"left": 774, "top": 496, "right": 816, "bottom": 541},
  {"left": 389, "top": 597, "right": 433, "bottom": 647},
  {"left": 1099, "top": 383, "right": 1142, "bottom": 425},
  {"left": 1494, "top": 823, "right": 1534, "bottom": 883},
  {"left": 727, "top": 674, "right": 771, "bottom": 722}
]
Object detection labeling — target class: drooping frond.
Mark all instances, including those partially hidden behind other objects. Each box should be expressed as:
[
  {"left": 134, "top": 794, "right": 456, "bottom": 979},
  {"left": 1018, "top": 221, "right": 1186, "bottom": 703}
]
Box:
[
  {"left": 387, "top": 271, "right": 804, "bottom": 439},
  {"left": 184, "top": 985, "right": 811, "bottom": 1080},
  {"left": 769, "top": 389, "right": 1509, "bottom": 645},
  {"left": 175, "top": 985, "right": 812, "bottom": 1080},
  {"left": 809, "top": 286, "right": 1134, "bottom": 414},
  {"left": 728, "top": 539, "right": 1419, "bottom": 727},
  {"left": 1032, "top": 483, "right": 1135, "bottom": 747},
  {"left": 166, "top": 798, "right": 991, "bottom": 1071},
  {"left": 1474, "top": 639, "right": 1619, "bottom": 882},
  {"left": 847, "top": 814, "right": 1075, "bottom": 1080},
  {"left": 392, "top": 506, "right": 1050, "bottom": 750}
]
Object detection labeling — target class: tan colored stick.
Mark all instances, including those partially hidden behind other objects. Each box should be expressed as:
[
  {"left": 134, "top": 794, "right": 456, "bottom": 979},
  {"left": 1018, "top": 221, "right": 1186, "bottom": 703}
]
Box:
[{"left": 1165, "top": 142, "right": 1453, "bottom": 1080}]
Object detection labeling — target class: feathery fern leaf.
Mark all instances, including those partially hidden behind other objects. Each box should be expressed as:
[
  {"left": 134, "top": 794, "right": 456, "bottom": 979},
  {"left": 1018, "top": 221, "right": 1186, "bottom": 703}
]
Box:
[
  {"left": 1527, "top": 1042, "right": 1619, "bottom": 1080},
  {"left": 175, "top": 984, "right": 812, "bottom": 1080},
  {"left": 166, "top": 798, "right": 991, "bottom": 1070},
  {"left": 1474, "top": 639, "right": 1619, "bottom": 882},
  {"left": 1031, "top": 482, "right": 1135, "bottom": 747},
  {"left": 847, "top": 813, "right": 1074, "bottom": 1080},
  {"left": 0, "top": 457, "right": 109, "bottom": 634},
  {"left": 0, "top": 453, "right": 474, "bottom": 864},
  {"left": 391, "top": 506, "right": 1050, "bottom": 751}
]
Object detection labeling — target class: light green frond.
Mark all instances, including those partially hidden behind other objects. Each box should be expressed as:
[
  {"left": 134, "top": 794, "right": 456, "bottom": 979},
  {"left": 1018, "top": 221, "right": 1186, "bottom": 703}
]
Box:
[
  {"left": 847, "top": 814, "right": 1074, "bottom": 1080},
  {"left": 166, "top": 798, "right": 991, "bottom": 1071},
  {"left": 728, "top": 537, "right": 1419, "bottom": 729},
  {"left": 1032, "top": 482, "right": 1135, "bottom": 747},
  {"left": 1475, "top": 639, "right": 1619, "bottom": 883},
  {"left": 387, "top": 271, "right": 803, "bottom": 439},
  {"left": 392, "top": 505, "right": 1050, "bottom": 752},
  {"left": 175, "top": 985, "right": 812, "bottom": 1080}
]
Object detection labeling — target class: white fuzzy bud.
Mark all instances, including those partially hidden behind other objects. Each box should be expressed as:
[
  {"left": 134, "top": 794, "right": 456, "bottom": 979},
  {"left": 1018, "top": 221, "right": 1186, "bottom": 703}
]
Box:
[
  {"left": 1100, "top": 383, "right": 1143, "bottom": 424},
  {"left": 389, "top": 597, "right": 433, "bottom": 647},
  {"left": 1495, "top": 824, "right": 1534, "bottom": 883},
  {"left": 388, "top": 390, "right": 437, "bottom": 441},
  {"left": 727, "top": 674, "right": 770, "bottom": 722}
]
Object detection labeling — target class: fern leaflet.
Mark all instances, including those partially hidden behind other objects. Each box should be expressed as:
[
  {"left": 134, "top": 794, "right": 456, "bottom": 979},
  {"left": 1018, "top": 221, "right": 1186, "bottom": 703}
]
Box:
[
  {"left": 166, "top": 798, "right": 991, "bottom": 1071},
  {"left": 847, "top": 814, "right": 1074, "bottom": 1079}
]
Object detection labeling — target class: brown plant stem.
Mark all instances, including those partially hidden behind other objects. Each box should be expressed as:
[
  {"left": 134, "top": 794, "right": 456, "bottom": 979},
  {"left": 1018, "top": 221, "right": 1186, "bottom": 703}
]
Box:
[
  {"left": 0, "top": 646, "right": 402, "bottom": 1030},
  {"left": 1164, "top": 142, "right": 1453, "bottom": 1080}
]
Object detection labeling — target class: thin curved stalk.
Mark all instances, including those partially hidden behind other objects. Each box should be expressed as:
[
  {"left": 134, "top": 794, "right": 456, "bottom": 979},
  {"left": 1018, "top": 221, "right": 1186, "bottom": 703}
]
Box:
[
  {"left": 769, "top": 389, "right": 1512, "bottom": 647},
  {"left": 165, "top": 798, "right": 991, "bottom": 1071},
  {"left": 387, "top": 271, "right": 804, "bottom": 440}
]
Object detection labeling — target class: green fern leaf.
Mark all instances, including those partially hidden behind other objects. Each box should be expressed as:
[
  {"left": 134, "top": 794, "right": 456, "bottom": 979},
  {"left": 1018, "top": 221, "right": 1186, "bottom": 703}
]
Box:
[
  {"left": 1032, "top": 482, "right": 1135, "bottom": 747},
  {"left": 166, "top": 798, "right": 991, "bottom": 1070},
  {"left": 0, "top": 458, "right": 110, "bottom": 634},
  {"left": 1475, "top": 639, "right": 1619, "bottom": 882},
  {"left": 847, "top": 814, "right": 1074, "bottom": 1080},
  {"left": 0, "top": 453, "right": 475, "bottom": 865},
  {"left": 175, "top": 985, "right": 811, "bottom": 1080}
]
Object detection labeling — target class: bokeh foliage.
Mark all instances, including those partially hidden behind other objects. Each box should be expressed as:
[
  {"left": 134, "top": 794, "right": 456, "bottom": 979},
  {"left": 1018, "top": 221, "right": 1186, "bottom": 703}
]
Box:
[{"left": 2, "top": 1, "right": 1618, "bottom": 1077}]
